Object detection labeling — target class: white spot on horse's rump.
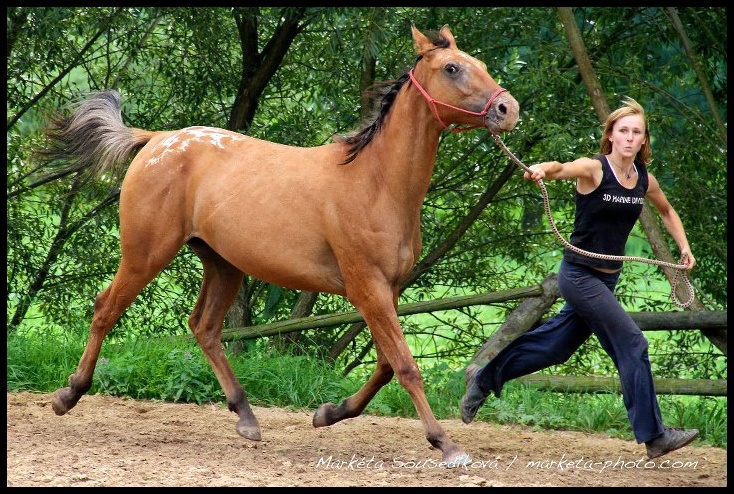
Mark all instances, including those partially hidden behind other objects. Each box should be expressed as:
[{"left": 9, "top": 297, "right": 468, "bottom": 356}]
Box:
[
  {"left": 145, "top": 126, "right": 247, "bottom": 167},
  {"left": 185, "top": 126, "right": 247, "bottom": 149}
]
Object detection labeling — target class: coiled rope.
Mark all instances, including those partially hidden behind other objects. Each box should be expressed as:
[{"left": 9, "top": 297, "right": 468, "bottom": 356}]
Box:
[{"left": 492, "top": 134, "right": 694, "bottom": 309}]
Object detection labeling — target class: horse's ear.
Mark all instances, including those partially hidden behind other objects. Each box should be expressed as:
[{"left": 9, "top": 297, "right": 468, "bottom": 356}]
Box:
[
  {"left": 411, "top": 24, "right": 432, "bottom": 55},
  {"left": 438, "top": 25, "right": 457, "bottom": 48},
  {"left": 411, "top": 24, "right": 458, "bottom": 55}
]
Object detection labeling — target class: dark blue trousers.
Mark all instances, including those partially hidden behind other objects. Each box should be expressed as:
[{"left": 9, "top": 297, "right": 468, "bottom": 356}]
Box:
[{"left": 473, "top": 260, "right": 665, "bottom": 443}]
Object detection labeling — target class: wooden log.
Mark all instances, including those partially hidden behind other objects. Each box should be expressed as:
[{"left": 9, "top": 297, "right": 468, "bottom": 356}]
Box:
[
  {"left": 206, "top": 282, "right": 726, "bottom": 398},
  {"left": 468, "top": 273, "right": 560, "bottom": 368},
  {"left": 220, "top": 285, "right": 543, "bottom": 341},
  {"left": 632, "top": 310, "right": 728, "bottom": 331},
  {"left": 219, "top": 283, "right": 726, "bottom": 345},
  {"left": 517, "top": 375, "right": 727, "bottom": 396}
]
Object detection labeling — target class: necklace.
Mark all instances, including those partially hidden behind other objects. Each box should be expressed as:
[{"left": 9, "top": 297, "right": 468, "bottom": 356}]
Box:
[{"left": 609, "top": 157, "right": 634, "bottom": 179}]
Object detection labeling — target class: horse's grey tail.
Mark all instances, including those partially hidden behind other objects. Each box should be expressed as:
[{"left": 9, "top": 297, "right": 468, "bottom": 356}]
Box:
[{"left": 34, "top": 90, "right": 154, "bottom": 188}]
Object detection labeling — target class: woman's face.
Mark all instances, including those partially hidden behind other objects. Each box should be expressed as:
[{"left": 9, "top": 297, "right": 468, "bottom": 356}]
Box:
[{"left": 609, "top": 114, "right": 646, "bottom": 159}]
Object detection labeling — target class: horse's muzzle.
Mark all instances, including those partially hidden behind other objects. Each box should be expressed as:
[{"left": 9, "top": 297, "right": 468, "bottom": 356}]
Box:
[{"left": 485, "top": 93, "right": 520, "bottom": 133}]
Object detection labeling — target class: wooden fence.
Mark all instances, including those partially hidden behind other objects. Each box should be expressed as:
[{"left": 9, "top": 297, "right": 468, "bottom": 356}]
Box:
[{"left": 218, "top": 276, "right": 727, "bottom": 397}]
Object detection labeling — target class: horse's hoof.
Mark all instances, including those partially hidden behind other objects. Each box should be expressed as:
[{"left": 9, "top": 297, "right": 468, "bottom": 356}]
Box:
[
  {"left": 236, "top": 422, "right": 262, "bottom": 441},
  {"left": 312, "top": 402, "right": 338, "bottom": 428},
  {"left": 51, "top": 388, "right": 73, "bottom": 416},
  {"left": 444, "top": 451, "right": 471, "bottom": 469}
]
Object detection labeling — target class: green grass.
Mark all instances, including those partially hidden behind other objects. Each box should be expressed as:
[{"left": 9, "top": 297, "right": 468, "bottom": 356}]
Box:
[{"left": 7, "top": 331, "right": 727, "bottom": 449}]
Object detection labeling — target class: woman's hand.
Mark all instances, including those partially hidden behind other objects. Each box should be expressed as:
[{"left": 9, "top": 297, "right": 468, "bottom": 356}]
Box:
[
  {"left": 523, "top": 164, "right": 546, "bottom": 182},
  {"left": 680, "top": 250, "right": 696, "bottom": 270}
]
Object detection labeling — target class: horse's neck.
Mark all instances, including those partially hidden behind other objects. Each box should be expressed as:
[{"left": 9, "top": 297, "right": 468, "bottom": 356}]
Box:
[{"left": 362, "top": 88, "right": 443, "bottom": 209}]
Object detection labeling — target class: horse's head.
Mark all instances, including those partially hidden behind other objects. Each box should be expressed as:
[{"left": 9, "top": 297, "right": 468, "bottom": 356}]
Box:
[{"left": 410, "top": 25, "right": 519, "bottom": 135}]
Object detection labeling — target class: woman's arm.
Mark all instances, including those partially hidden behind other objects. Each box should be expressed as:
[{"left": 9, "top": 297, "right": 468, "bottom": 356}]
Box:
[
  {"left": 645, "top": 172, "right": 696, "bottom": 270},
  {"left": 524, "top": 157, "right": 603, "bottom": 193}
]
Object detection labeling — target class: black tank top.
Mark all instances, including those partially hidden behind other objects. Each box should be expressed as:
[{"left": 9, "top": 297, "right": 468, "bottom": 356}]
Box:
[{"left": 563, "top": 154, "right": 649, "bottom": 271}]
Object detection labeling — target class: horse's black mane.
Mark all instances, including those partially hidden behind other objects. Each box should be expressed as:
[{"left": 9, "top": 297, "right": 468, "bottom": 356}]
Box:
[
  {"left": 338, "top": 73, "right": 410, "bottom": 165},
  {"left": 338, "top": 30, "right": 448, "bottom": 165}
]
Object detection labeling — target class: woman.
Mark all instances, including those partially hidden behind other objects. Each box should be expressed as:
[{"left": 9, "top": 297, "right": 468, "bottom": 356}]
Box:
[{"left": 460, "top": 97, "right": 698, "bottom": 460}]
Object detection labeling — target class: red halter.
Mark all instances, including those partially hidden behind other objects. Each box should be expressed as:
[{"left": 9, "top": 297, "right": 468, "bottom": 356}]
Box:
[{"left": 408, "top": 68, "right": 507, "bottom": 133}]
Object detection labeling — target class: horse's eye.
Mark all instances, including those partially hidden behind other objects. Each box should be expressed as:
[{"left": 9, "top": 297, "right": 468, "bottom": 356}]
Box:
[{"left": 444, "top": 63, "right": 459, "bottom": 75}]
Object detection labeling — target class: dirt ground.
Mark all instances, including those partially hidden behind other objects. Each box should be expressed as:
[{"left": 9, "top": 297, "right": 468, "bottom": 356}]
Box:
[{"left": 6, "top": 391, "right": 726, "bottom": 487}]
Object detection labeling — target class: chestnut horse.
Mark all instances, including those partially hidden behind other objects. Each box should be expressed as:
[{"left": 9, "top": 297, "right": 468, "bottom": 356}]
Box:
[{"left": 41, "top": 25, "right": 519, "bottom": 466}]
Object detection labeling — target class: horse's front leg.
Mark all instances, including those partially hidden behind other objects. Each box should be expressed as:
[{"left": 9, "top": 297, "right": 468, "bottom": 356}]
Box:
[
  {"left": 313, "top": 339, "right": 394, "bottom": 425},
  {"left": 315, "top": 284, "right": 469, "bottom": 467}
]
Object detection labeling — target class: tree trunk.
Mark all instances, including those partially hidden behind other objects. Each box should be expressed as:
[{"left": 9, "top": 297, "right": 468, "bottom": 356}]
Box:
[
  {"left": 224, "top": 9, "right": 311, "bottom": 329},
  {"left": 556, "top": 7, "right": 610, "bottom": 121},
  {"left": 664, "top": 7, "right": 726, "bottom": 145},
  {"left": 269, "top": 291, "right": 319, "bottom": 352}
]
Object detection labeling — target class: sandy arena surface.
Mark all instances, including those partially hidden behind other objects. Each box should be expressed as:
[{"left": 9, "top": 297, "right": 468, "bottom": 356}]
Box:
[{"left": 6, "top": 391, "right": 727, "bottom": 487}]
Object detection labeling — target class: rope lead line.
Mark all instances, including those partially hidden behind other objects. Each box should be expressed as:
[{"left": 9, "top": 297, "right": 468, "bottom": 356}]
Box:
[{"left": 492, "top": 134, "right": 694, "bottom": 309}]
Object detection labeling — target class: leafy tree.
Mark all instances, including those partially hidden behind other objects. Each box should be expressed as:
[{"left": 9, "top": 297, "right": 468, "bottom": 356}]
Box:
[{"left": 7, "top": 8, "right": 726, "bottom": 382}]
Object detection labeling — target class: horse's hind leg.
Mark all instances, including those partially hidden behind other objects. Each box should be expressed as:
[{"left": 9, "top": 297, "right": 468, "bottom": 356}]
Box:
[
  {"left": 52, "top": 255, "right": 170, "bottom": 416},
  {"left": 187, "top": 240, "right": 261, "bottom": 441}
]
